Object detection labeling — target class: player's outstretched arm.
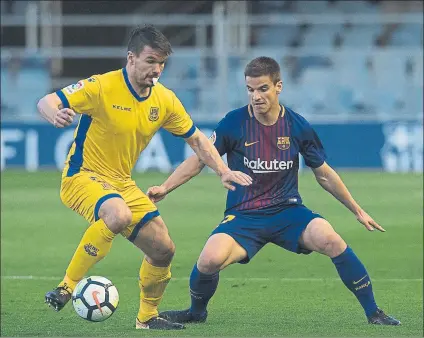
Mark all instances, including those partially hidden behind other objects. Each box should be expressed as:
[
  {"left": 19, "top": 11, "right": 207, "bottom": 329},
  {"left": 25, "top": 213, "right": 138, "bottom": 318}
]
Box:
[
  {"left": 147, "top": 129, "right": 253, "bottom": 203},
  {"left": 37, "top": 93, "right": 75, "bottom": 128},
  {"left": 147, "top": 154, "right": 205, "bottom": 203},
  {"left": 312, "top": 162, "right": 385, "bottom": 232},
  {"left": 185, "top": 129, "right": 252, "bottom": 189}
]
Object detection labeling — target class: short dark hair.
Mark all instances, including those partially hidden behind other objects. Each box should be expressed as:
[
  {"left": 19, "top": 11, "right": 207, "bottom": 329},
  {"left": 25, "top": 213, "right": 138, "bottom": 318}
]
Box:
[
  {"left": 127, "top": 25, "right": 173, "bottom": 57},
  {"left": 244, "top": 56, "right": 281, "bottom": 84}
]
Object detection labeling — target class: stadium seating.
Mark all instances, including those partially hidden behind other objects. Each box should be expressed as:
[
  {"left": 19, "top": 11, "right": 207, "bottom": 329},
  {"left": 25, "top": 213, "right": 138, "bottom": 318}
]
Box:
[
  {"left": 391, "top": 23, "right": 423, "bottom": 46},
  {"left": 1, "top": 55, "right": 51, "bottom": 121},
  {"left": 301, "top": 25, "right": 342, "bottom": 47},
  {"left": 1, "top": 0, "right": 422, "bottom": 121},
  {"left": 254, "top": 25, "right": 300, "bottom": 47},
  {"left": 341, "top": 24, "right": 383, "bottom": 47}
]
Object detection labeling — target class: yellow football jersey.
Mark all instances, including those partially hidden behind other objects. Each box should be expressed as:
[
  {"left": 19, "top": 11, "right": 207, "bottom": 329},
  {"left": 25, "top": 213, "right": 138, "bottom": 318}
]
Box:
[{"left": 56, "top": 68, "right": 195, "bottom": 182}]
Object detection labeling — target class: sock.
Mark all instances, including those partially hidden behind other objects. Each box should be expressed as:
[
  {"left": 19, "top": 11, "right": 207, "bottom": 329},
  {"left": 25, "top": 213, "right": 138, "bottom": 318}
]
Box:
[
  {"left": 58, "top": 219, "right": 115, "bottom": 291},
  {"left": 189, "top": 264, "right": 219, "bottom": 315},
  {"left": 331, "top": 246, "right": 378, "bottom": 317},
  {"left": 137, "top": 257, "right": 171, "bottom": 322}
]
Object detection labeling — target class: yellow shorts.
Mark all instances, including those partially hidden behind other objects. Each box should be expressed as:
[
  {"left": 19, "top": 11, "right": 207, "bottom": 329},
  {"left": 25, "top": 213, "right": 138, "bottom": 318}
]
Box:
[{"left": 60, "top": 170, "right": 158, "bottom": 241}]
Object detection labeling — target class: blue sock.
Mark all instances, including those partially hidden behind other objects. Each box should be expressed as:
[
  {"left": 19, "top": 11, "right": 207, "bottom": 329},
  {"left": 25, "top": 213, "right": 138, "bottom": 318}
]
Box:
[
  {"left": 189, "top": 264, "right": 219, "bottom": 315},
  {"left": 331, "top": 246, "right": 378, "bottom": 317}
]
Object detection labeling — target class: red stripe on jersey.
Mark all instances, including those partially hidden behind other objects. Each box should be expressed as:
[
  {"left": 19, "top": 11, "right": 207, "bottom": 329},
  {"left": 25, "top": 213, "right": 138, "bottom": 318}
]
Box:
[
  {"left": 281, "top": 113, "right": 286, "bottom": 162},
  {"left": 251, "top": 119, "right": 260, "bottom": 209},
  {"left": 241, "top": 118, "right": 251, "bottom": 208}
]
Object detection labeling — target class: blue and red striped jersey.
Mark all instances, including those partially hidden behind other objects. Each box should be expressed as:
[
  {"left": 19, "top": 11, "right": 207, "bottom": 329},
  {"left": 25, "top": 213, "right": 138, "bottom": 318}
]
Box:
[{"left": 211, "top": 104, "right": 326, "bottom": 214}]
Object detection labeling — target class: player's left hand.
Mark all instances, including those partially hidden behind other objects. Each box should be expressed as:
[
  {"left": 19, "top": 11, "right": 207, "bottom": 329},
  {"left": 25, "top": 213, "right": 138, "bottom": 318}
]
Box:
[{"left": 355, "top": 209, "right": 386, "bottom": 232}]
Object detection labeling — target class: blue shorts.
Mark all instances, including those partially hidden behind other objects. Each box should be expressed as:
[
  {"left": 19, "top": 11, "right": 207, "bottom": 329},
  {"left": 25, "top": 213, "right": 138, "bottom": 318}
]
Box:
[{"left": 211, "top": 205, "right": 324, "bottom": 264}]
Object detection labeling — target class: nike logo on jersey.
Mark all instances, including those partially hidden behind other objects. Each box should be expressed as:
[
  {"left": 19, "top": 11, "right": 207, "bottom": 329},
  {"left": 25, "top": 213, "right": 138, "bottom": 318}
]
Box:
[
  {"left": 245, "top": 141, "right": 259, "bottom": 147},
  {"left": 353, "top": 275, "right": 368, "bottom": 285},
  {"left": 112, "top": 104, "right": 132, "bottom": 112}
]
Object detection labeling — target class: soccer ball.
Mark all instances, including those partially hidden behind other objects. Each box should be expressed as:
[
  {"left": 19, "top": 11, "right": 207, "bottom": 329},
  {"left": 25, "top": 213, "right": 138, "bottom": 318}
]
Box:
[{"left": 72, "top": 276, "right": 119, "bottom": 322}]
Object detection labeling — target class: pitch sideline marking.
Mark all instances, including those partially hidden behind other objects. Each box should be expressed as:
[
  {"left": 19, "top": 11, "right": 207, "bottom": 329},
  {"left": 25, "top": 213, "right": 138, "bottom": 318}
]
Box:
[{"left": 1, "top": 275, "right": 422, "bottom": 282}]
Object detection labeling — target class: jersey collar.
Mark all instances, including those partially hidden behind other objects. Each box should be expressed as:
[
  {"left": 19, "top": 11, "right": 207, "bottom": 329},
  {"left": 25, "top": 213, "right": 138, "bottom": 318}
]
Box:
[
  {"left": 248, "top": 104, "right": 285, "bottom": 118},
  {"left": 122, "top": 68, "right": 152, "bottom": 102}
]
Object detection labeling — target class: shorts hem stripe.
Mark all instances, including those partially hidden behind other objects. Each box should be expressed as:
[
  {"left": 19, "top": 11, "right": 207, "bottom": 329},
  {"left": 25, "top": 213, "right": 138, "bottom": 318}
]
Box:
[
  {"left": 127, "top": 210, "right": 160, "bottom": 242},
  {"left": 94, "top": 193, "right": 123, "bottom": 221}
]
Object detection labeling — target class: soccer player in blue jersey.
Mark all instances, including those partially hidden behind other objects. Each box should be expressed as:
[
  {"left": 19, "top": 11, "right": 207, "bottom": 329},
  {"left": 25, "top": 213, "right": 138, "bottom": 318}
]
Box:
[{"left": 146, "top": 56, "right": 401, "bottom": 326}]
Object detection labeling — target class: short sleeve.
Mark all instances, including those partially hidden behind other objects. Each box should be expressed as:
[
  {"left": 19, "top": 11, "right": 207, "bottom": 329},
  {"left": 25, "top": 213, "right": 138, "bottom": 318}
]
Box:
[
  {"left": 55, "top": 76, "right": 101, "bottom": 117},
  {"left": 299, "top": 122, "right": 327, "bottom": 168},
  {"left": 162, "top": 92, "right": 196, "bottom": 138},
  {"left": 209, "top": 117, "right": 232, "bottom": 156}
]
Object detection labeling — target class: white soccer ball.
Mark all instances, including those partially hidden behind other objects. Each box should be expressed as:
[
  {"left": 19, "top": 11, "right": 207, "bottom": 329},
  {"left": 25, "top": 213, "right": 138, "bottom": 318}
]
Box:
[{"left": 72, "top": 276, "right": 119, "bottom": 322}]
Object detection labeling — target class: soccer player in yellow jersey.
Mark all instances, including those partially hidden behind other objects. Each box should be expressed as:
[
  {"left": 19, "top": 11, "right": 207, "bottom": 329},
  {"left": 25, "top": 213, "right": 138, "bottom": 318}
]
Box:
[{"left": 37, "top": 25, "right": 252, "bottom": 330}]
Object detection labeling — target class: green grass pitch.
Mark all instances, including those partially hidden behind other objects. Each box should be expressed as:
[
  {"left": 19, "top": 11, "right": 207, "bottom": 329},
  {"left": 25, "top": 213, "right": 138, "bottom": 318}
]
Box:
[{"left": 1, "top": 170, "right": 423, "bottom": 337}]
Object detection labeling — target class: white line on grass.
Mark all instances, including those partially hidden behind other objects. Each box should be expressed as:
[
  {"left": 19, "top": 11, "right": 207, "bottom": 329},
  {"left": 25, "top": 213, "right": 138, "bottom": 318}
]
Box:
[{"left": 1, "top": 276, "right": 422, "bottom": 282}]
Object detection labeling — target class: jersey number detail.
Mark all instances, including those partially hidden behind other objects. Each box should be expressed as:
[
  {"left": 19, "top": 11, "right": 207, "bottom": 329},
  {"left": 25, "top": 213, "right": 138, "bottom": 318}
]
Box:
[{"left": 221, "top": 215, "right": 236, "bottom": 224}]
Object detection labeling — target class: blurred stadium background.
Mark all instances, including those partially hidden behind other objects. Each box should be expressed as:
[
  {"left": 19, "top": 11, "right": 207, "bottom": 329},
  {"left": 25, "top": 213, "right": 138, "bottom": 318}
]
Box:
[
  {"left": 1, "top": 0, "right": 423, "bottom": 172},
  {"left": 1, "top": 1, "right": 423, "bottom": 337}
]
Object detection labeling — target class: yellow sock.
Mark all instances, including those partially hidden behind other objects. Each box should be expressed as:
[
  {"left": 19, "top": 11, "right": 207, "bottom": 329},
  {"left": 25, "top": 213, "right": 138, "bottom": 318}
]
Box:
[
  {"left": 58, "top": 219, "right": 115, "bottom": 292},
  {"left": 137, "top": 257, "right": 171, "bottom": 322}
]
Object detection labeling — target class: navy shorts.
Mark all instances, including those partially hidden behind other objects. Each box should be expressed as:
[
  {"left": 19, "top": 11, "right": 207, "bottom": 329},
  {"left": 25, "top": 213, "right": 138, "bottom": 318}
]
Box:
[{"left": 211, "top": 205, "right": 324, "bottom": 264}]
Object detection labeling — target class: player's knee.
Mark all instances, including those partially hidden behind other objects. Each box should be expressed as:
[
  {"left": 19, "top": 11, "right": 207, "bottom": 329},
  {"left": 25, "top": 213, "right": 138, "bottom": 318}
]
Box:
[
  {"left": 114, "top": 208, "right": 133, "bottom": 228},
  {"left": 197, "top": 254, "right": 224, "bottom": 274},
  {"left": 160, "top": 239, "right": 175, "bottom": 262},
  {"left": 149, "top": 239, "right": 175, "bottom": 265},
  {"left": 103, "top": 207, "right": 133, "bottom": 233},
  {"left": 322, "top": 233, "right": 346, "bottom": 257}
]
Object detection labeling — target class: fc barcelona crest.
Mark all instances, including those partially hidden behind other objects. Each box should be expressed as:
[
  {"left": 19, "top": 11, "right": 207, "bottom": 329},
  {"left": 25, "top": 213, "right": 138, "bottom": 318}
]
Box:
[
  {"left": 277, "top": 137, "right": 290, "bottom": 150},
  {"left": 149, "top": 107, "right": 159, "bottom": 122}
]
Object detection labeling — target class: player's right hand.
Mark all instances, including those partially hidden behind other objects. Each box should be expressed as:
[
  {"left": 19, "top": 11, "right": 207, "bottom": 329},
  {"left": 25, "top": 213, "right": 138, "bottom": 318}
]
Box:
[
  {"left": 54, "top": 108, "right": 76, "bottom": 128},
  {"left": 146, "top": 185, "right": 168, "bottom": 203},
  {"left": 221, "top": 170, "right": 253, "bottom": 191}
]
